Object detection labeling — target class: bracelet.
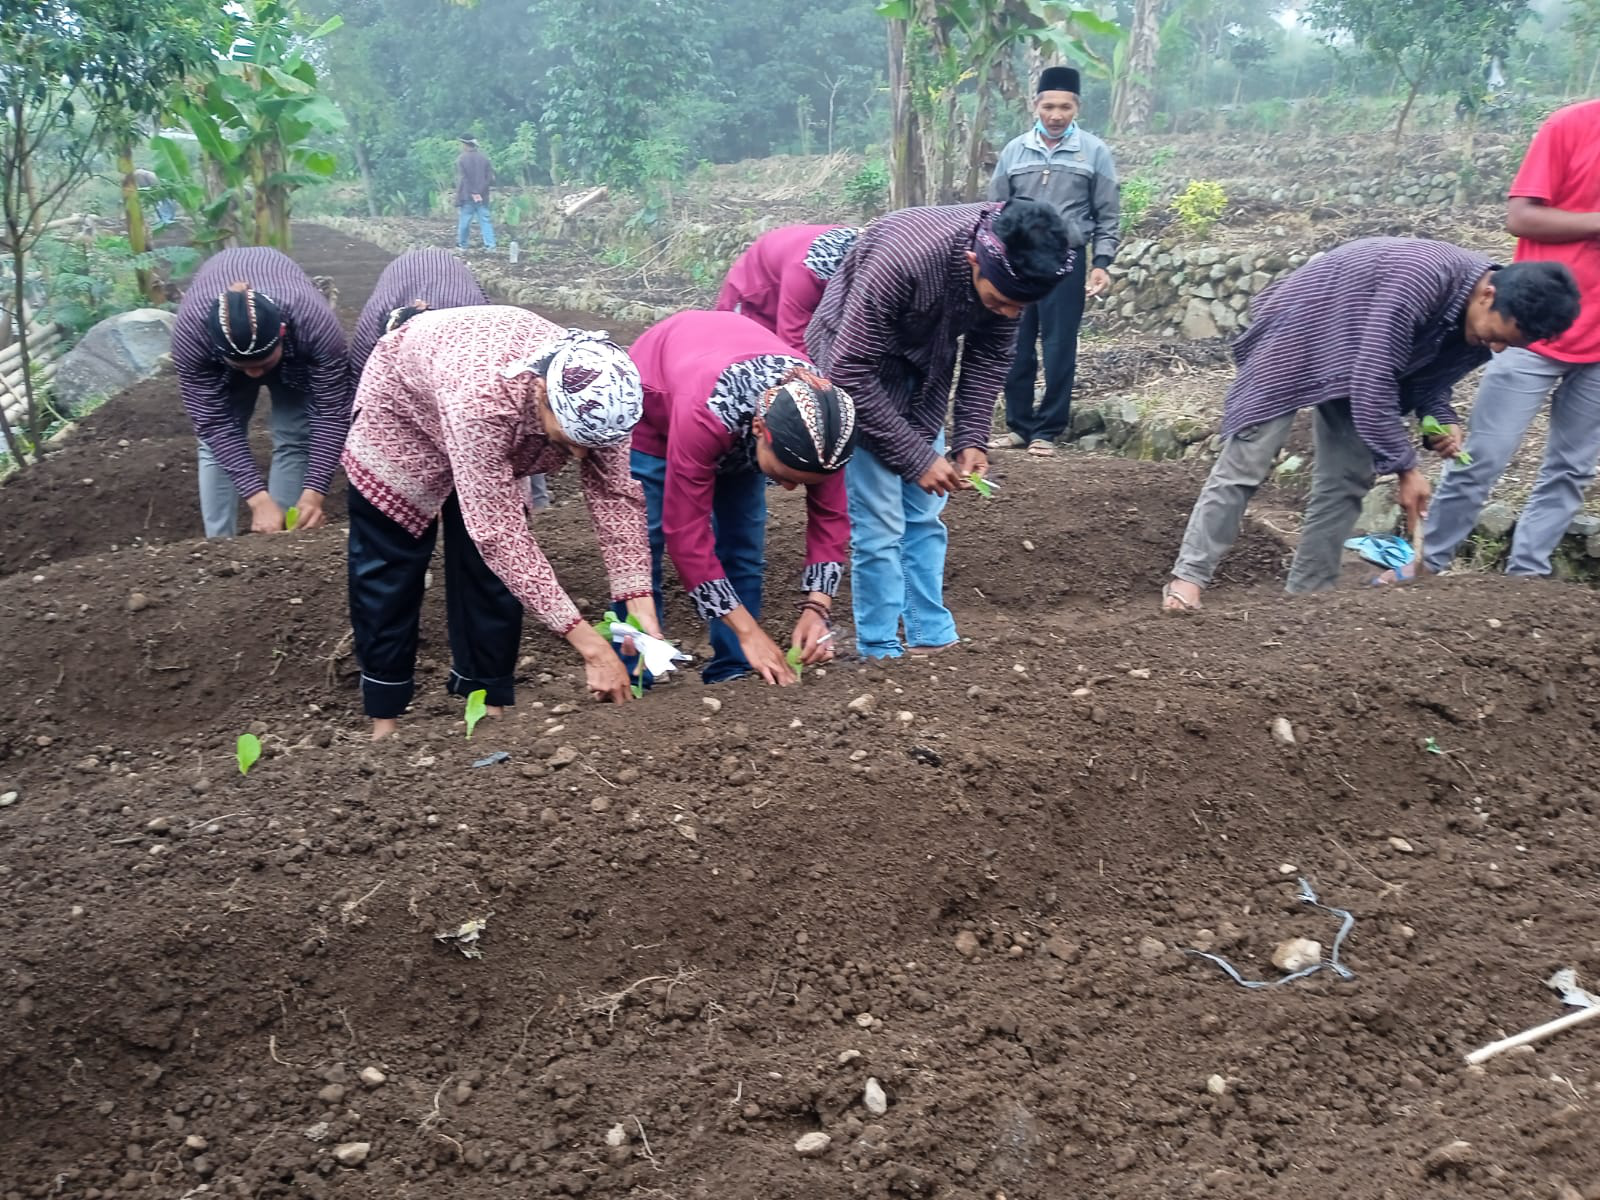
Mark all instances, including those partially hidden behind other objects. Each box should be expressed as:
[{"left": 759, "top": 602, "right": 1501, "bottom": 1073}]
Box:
[{"left": 797, "top": 599, "right": 832, "bottom": 625}]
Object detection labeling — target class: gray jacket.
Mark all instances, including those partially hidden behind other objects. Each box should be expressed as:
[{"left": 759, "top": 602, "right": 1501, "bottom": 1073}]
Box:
[{"left": 987, "top": 125, "right": 1120, "bottom": 266}]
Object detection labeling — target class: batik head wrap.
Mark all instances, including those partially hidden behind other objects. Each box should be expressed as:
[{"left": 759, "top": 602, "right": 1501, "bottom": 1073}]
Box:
[
  {"left": 759, "top": 367, "right": 857, "bottom": 474},
  {"left": 803, "top": 227, "right": 861, "bottom": 283},
  {"left": 208, "top": 283, "right": 284, "bottom": 362},
  {"left": 500, "top": 329, "right": 642, "bottom": 448},
  {"left": 972, "top": 202, "right": 1073, "bottom": 304}
]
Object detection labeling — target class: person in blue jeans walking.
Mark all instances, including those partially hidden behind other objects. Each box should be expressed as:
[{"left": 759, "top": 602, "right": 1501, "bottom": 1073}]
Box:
[
  {"left": 454, "top": 136, "right": 496, "bottom": 251},
  {"left": 805, "top": 198, "right": 1073, "bottom": 659},
  {"left": 629, "top": 310, "right": 858, "bottom": 685}
]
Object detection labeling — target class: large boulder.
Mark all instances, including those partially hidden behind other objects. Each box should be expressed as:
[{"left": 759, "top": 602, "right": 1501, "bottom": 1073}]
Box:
[{"left": 51, "top": 308, "right": 176, "bottom": 416}]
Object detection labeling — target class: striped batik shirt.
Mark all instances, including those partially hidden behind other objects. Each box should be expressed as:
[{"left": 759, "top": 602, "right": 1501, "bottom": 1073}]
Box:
[
  {"left": 349, "top": 249, "right": 488, "bottom": 380},
  {"left": 172, "top": 247, "right": 350, "bottom": 496},
  {"left": 1221, "top": 237, "right": 1496, "bottom": 475},
  {"left": 805, "top": 203, "right": 1022, "bottom": 481}
]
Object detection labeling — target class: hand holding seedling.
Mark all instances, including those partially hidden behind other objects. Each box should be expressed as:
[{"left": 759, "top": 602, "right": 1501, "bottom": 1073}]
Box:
[
  {"left": 1420, "top": 416, "right": 1472, "bottom": 465},
  {"left": 723, "top": 605, "right": 797, "bottom": 685},
  {"left": 566, "top": 619, "right": 637, "bottom": 703},
  {"left": 967, "top": 472, "right": 997, "bottom": 498},
  {"left": 953, "top": 447, "right": 989, "bottom": 491},
  {"left": 790, "top": 603, "right": 834, "bottom": 668},
  {"left": 290, "top": 490, "right": 327, "bottom": 530}
]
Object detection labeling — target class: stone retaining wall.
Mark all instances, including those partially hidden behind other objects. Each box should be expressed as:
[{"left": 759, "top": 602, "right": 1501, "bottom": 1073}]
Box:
[{"left": 1098, "top": 238, "right": 1303, "bottom": 340}]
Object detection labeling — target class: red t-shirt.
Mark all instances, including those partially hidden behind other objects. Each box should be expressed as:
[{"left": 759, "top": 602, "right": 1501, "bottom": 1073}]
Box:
[{"left": 1508, "top": 99, "right": 1600, "bottom": 363}]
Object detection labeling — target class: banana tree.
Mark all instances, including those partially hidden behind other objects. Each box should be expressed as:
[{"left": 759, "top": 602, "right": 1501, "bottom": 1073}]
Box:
[
  {"left": 161, "top": 0, "right": 343, "bottom": 250},
  {"left": 877, "top": 0, "right": 1123, "bottom": 206}
]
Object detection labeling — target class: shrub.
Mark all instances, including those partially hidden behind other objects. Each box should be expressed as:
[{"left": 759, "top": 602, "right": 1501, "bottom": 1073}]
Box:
[
  {"left": 1119, "top": 175, "right": 1155, "bottom": 235},
  {"left": 1172, "top": 180, "right": 1227, "bottom": 239},
  {"left": 843, "top": 160, "right": 889, "bottom": 215}
]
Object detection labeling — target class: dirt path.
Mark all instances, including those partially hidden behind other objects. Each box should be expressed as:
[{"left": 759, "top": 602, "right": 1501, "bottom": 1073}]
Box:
[{"left": 2, "top": 228, "right": 1599, "bottom": 1200}]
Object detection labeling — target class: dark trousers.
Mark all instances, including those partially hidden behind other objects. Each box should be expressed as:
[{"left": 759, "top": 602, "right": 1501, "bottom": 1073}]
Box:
[
  {"left": 348, "top": 487, "right": 523, "bottom": 719},
  {"left": 1003, "top": 250, "right": 1087, "bottom": 444},
  {"left": 631, "top": 450, "right": 768, "bottom": 685}
]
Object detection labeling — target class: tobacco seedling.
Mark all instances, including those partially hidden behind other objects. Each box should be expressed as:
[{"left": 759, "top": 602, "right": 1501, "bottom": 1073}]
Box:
[
  {"left": 464, "top": 689, "right": 488, "bottom": 739},
  {"left": 967, "top": 472, "right": 996, "bottom": 498},
  {"left": 284, "top": 506, "right": 301, "bottom": 531},
  {"left": 236, "top": 733, "right": 262, "bottom": 776},
  {"left": 1424, "top": 736, "right": 1444, "bottom": 755},
  {"left": 1420, "top": 416, "right": 1472, "bottom": 466},
  {"left": 593, "top": 611, "right": 648, "bottom": 697},
  {"left": 786, "top": 644, "right": 805, "bottom": 680}
]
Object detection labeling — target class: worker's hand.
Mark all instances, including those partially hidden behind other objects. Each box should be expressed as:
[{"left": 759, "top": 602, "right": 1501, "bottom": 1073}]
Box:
[
  {"left": 916, "top": 456, "right": 961, "bottom": 496},
  {"left": 1396, "top": 468, "right": 1432, "bottom": 530},
  {"left": 737, "top": 624, "right": 798, "bottom": 686},
  {"left": 567, "top": 623, "right": 634, "bottom": 703},
  {"left": 791, "top": 605, "right": 834, "bottom": 667},
  {"left": 1087, "top": 267, "right": 1112, "bottom": 298},
  {"left": 1423, "top": 425, "right": 1464, "bottom": 460},
  {"left": 245, "top": 491, "right": 286, "bottom": 534},
  {"left": 953, "top": 447, "right": 989, "bottom": 487},
  {"left": 292, "top": 489, "right": 327, "bottom": 530}
]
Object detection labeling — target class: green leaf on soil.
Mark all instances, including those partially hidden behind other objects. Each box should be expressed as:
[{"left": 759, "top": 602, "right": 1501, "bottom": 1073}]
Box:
[
  {"left": 1424, "top": 736, "right": 1443, "bottom": 755},
  {"left": 284, "top": 505, "right": 300, "bottom": 531},
  {"left": 786, "top": 644, "right": 805, "bottom": 679},
  {"left": 968, "top": 472, "right": 995, "bottom": 498},
  {"left": 464, "top": 689, "right": 488, "bottom": 739},
  {"left": 236, "top": 733, "right": 262, "bottom": 775}
]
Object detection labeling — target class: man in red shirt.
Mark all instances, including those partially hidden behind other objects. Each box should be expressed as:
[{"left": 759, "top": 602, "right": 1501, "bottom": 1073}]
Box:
[{"left": 1393, "top": 99, "right": 1600, "bottom": 578}]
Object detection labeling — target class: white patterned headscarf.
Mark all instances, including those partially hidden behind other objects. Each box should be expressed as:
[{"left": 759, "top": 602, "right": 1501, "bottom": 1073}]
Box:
[
  {"left": 500, "top": 329, "right": 642, "bottom": 447},
  {"left": 803, "top": 226, "right": 861, "bottom": 282}
]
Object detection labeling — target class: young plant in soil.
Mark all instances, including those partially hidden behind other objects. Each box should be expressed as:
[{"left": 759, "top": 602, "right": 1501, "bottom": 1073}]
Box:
[
  {"left": 594, "top": 610, "right": 648, "bottom": 697},
  {"left": 464, "top": 689, "right": 488, "bottom": 738},
  {"left": 1420, "top": 416, "right": 1471, "bottom": 465},
  {"left": 786, "top": 644, "right": 804, "bottom": 679},
  {"left": 236, "top": 733, "right": 262, "bottom": 775},
  {"left": 284, "top": 505, "right": 301, "bottom": 531},
  {"left": 967, "top": 472, "right": 997, "bottom": 498}
]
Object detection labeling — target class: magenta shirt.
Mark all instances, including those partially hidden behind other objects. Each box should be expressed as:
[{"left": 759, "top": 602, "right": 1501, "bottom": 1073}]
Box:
[
  {"left": 629, "top": 310, "right": 850, "bottom": 610},
  {"left": 714, "top": 224, "right": 843, "bottom": 358}
]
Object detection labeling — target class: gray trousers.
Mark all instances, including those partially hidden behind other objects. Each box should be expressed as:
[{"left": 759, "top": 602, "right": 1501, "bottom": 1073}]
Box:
[
  {"left": 197, "top": 379, "right": 311, "bottom": 539},
  {"left": 1172, "top": 398, "right": 1375, "bottom": 594},
  {"left": 1422, "top": 348, "right": 1600, "bottom": 576}
]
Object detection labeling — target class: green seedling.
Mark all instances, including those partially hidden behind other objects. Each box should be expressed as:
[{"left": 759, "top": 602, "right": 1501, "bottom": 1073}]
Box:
[
  {"left": 1420, "top": 416, "right": 1472, "bottom": 466},
  {"left": 284, "top": 506, "right": 300, "bottom": 531},
  {"left": 967, "top": 472, "right": 996, "bottom": 498},
  {"left": 786, "top": 644, "right": 805, "bottom": 680},
  {"left": 236, "top": 733, "right": 262, "bottom": 776},
  {"left": 464, "top": 689, "right": 488, "bottom": 739},
  {"left": 1424, "top": 736, "right": 1444, "bottom": 755}
]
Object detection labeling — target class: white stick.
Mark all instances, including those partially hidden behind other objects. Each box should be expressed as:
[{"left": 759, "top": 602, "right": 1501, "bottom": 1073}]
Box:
[{"left": 1465, "top": 1002, "right": 1600, "bottom": 1065}]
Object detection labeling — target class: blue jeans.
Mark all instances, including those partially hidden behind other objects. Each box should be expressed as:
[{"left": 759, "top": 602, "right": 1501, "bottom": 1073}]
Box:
[
  {"left": 457, "top": 202, "right": 495, "bottom": 249},
  {"left": 845, "top": 433, "right": 957, "bottom": 658},
  {"left": 631, "top": 449, "right": 768, "bottom": 684}
]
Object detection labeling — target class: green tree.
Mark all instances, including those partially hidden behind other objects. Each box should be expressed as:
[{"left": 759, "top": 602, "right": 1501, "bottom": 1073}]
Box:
[
  {"left": 539, "top": 0, "right": 711, "bottom": 186},
  {"left": 1303, "top": 0, "right": 1530, "bottom": 144},
  {"left": 1, "top": 0, "right": 216, "bottom": 466}
]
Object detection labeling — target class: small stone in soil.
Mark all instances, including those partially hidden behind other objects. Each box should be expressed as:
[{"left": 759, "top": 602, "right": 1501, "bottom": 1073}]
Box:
[
  {"left": 590, "top": 797, "right": 611, "bottom": 813},
  {"left": 1044, "top": 936, "right": 1081, "bottom": 963},
  {"left": 605, "top": 1123, "right": 627, "bottom": 1148},
  {"left": 1270, "top": 717, "right": 1296, "bottom": 745},
  {"left": 548, "top": 746, "right": 579, "bottom": 768},
  {"left": 896, "top": 710, "right": 914, "bottom": 723},
  {"left": 847, "top": 693, "right": 875, "bottom": 714},
  {"left": 794, "top": 1132, "right": 831, "bottom": 1157},
  {"left": 849, "top": 749, "right": 868, "bottom": 762},
  {"left": 1387, "top": 836, "right": 1415, "bottom": 853},
  {"left": 332, "top": 1142, "right": 371, "bottom": 1166},
  {"left": 954, "top": 930, "right": 981, "bottom": 958},
  {"left": 0, "top": 791, "right": 17, "bottom": 807},
  {"left": 1422, "top": 1140, "right": 1476, "bottom": 1176},
  {"left": 863, "top": 1078, "right": 888, "bottom": 1116},
  {"left": 703, "top": 696, "right": 722, "bottom": 713},
  {"left": 126, "top": 592, "right": 150, "bottom": 613},
  {"left": 1206, "top": 1074, "right": 1228, "bottom": 1096},
  {"left": 1128, "top": 668, "right": 1151, "bottom": 679},
  {"left": 837, "top": 1050, "right": 862, "bottom": 1066},
  {"left": 1271, "top": 937, "right": 1323, "bottom": 973},
  {"left": 1137, "top": 936, "right": 1166, "bottom": 961},
  {"left": 317, "top": 1084, "right": 346, "bottom": 1105},
  {"left": 358, "top": 1067, "right": 386, "bottom": 1088}
]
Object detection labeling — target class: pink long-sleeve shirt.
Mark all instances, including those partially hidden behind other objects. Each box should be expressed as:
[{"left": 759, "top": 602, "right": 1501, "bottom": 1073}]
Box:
[
  {"left": 629, "top": 310, "right": 850, "bottom": 621},
  {"left": 342, "top": 306, "right": 651, "bottom": 634},
  {"left": 714, "top": 224, "right": 845, "bottom": 358}
]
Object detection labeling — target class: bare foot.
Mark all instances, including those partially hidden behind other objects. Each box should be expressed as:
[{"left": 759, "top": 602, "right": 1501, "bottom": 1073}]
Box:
[
  {"left": 485, "top": 704, "right": 505, "bottom": 717},
  {"left": 1161, "top": 579, "right": 1202, "bottom": 613},
  {"left": 371, "top": 718, "right": 399, "bottom": 742}
]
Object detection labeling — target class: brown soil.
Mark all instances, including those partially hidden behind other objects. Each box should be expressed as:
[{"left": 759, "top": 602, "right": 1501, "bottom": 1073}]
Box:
[{"left": 4, "top": 229, "right": 1600, "bottom": 1200}]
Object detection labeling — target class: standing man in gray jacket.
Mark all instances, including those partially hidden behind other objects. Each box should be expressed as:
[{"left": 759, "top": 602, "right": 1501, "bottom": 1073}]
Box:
[{"left": 988, "top": 66, "right": 1120, "bottom": 456}]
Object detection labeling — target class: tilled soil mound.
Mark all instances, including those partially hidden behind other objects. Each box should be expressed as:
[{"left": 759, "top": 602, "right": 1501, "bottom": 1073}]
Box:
[{"left": 2, "top": 230, "right": 1599, "bottom": 1200}]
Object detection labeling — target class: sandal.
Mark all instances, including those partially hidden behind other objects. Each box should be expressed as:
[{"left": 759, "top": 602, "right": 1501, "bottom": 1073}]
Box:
[
  {"left": 1027, "top": 440, "right": 1056, "bottom": 457},
  {"left": 907, "top": 640, "right": 961, "bottom": 658},
  {"left": 1161, "top": 582, "right": 1202, "bottom": 614},
  {"left": 988, "top": 432, "right": 1026, "bottom": 449}
]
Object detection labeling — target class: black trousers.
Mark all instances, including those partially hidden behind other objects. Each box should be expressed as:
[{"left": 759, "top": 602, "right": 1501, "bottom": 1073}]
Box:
[
  {"left": 1002, "top": 249, "right": 1088, "bottom": 444},
  {"left": 347, "top": 487, "right": 523, "bottom": 719}
]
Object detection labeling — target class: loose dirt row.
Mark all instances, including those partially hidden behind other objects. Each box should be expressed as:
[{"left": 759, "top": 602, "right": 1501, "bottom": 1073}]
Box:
[{"left": 1, "top": 226, "right": 1598, "bottom": 1200}]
